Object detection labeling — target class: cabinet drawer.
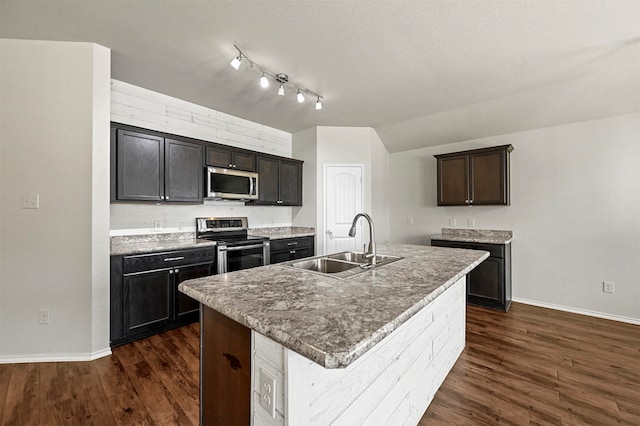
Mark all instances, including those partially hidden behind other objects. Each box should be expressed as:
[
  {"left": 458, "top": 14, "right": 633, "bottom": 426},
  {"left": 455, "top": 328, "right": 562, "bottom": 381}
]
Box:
[
  {"left": 430, "top": 239, "right": 504, "bottom": 258},
  {"left": 123, "top": 248, "right": 215, "bottom": 274},
  {"left": 270, "top": 236, "right": 314, "bottom": 252}
]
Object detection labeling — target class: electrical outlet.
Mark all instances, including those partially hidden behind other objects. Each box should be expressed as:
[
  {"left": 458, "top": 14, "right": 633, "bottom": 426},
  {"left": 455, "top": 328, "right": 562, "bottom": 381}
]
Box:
[
  {"left": 407, "top": 217, "right": 414, "bottom": 225},
  {"left": 449, "top": 218, "right": 457, "bottom": 227},
  {"left": 259, "top": 369, "right": 276, "bottom": 418},
  {"left": 468, "top": 218, "right": 476, "bottom": 228},
  {"left": 603, "top": 281, "right": 614, "bottom": 293},
  {"left": 154, "top": 221, "right": 162, "bottom": 231},
  {"left": 39, "top": 309, "right": 50, "bottom": 324}
]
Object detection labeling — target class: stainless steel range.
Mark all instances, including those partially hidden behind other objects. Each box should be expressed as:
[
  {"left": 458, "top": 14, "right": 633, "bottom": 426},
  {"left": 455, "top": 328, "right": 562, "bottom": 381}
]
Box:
[{"left": 196, "top": 217, "right": 270, "bottom": 274}]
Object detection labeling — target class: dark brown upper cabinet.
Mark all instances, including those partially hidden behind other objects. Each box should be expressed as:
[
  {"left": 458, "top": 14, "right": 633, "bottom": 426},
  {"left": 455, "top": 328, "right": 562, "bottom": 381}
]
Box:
[
  {"left": 253, "top": 155, "right": 303, "bottom": 206},
  {"left": 112, "top": 126, "right": 203, "bottom": 203},
  {"left": 206, "top": 146, "right": 256, "bottom": 172},
  {"left": 435, "top": 145, "right": 513, "bottom": 206},
  {"left": 165, "top": 138, "right": 204, "bottom": 202}
]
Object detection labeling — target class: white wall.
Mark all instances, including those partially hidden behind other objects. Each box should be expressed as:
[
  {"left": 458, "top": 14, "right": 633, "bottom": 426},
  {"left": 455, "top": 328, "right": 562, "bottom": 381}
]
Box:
[
  {"left": 291, "top": 127, "right": 318, "bottom": 228},
  {"left": 110, "top": 80, "right": 295, "bottom": 233},
  {"left": 389, "top": 113, "right": 640, "bottom": 322},
  {"left": 0, "top": 39, "right": 111, "bottom": 361},
  {"left": 292, "top": 127, "right": 390, "bottom": 254}
]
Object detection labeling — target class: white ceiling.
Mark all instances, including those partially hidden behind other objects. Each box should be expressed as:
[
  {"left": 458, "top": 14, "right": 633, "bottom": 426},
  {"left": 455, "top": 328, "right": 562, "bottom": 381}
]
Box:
[{"left": 1, "top": 1, "right": 639, "bottom": 153}]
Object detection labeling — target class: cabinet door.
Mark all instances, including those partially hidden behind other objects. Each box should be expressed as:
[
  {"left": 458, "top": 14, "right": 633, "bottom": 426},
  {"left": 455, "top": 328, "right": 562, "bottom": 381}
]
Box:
[
  {"left": 232, "top": 152, "right": 256, "bottom": 172},
  {"left": 256, "top": 156, "right": 279, "bottom": 204},
  {"left": 270, "top": 250, "right": 294, "bottom": 264},
  {"left": 206, "top": 146, "right": 233, "bottom": 168},
  {"left": 165, "top": 138, "right": 203, "bottom": 203},
  {"left": 437, "top": 155, "right": 469, "bottom": 206},
  {"left": 470, "top": 150, "right": 508, "bottom": 205},
  {"left": 467, "top": 257, "right": 504, "bottom": 304},
  {"left": 123, "top": 269, "right": 172, "bottom": 335},
  {"left": 279, "top": 160, "right": 302, "bottom": 206},
  {"left": 116, "top": 130, "right": 164, "bottom": 201},
  {"left": 174, "top": 263, "right": 213, "bottom": 319},
  {"left": 206, "top": 147, "right": 255, "bottom": 171}
]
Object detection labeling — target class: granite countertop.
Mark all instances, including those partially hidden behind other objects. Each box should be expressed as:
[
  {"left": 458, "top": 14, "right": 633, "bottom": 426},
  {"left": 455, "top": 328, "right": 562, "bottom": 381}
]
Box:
[
  {"left": 179, "top": 243, "right": 488, "bottom": 369},
  {"left": 431, "top": 228, "right": 513, "bottom": 244},
  {"left": 110, "top": 232, "right": 217, "bottom": 256},
  {"left": 248, "top": 226, "right": 316, "bottom": 239},
  {"left": 110, "top": 227, "right": 316, "bottom": 256}
]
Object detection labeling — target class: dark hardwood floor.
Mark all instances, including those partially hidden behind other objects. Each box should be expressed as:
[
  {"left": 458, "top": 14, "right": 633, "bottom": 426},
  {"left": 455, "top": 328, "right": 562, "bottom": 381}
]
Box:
[{"left": 1, "top": 303, "right": 638, "bottom": 425}]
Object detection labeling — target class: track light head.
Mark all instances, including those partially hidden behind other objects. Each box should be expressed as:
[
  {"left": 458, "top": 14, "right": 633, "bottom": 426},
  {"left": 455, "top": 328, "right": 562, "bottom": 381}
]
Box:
[
  {"left": 315, "top": 97, "right": 323, "bottom": 110},
  {"left": 230, "top": 55, "right": 242, "bottom": 70},
  {"left": 276, "top": 74, "right": 288, "bottom": 96},
  {"left": 297, "top": 91, "right": 305, "bottom": 103},
  {"left": 260, "top": 74, "right": 269, "bottom": 88}
]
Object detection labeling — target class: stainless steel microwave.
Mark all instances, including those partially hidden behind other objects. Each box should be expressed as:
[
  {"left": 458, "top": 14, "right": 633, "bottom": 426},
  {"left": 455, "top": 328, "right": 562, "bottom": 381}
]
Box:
[{"left": 205, "top": 166, "right": 258, "bottom": 200}]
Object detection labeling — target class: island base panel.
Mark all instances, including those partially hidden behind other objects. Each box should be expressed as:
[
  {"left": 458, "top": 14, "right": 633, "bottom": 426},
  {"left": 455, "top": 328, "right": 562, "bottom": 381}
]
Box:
[{"left": 201, "top": 305, "right": 251, "bottom": 426}]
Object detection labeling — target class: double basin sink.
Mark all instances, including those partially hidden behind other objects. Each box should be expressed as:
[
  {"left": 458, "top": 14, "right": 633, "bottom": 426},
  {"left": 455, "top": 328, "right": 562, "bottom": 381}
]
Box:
[{"left": 286, "top": 251, "right": 403, "bottom": 279}]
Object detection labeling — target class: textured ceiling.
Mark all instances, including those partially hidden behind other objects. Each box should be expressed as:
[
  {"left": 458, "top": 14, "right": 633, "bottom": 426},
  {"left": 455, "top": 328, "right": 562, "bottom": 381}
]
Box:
[{"left": 1, "top": 0, "right": 639, "bottom": 152}]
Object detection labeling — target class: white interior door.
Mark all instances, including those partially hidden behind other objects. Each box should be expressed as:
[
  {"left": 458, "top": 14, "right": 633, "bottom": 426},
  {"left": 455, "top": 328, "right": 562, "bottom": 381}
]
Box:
[{"left": 324, "top": 164, "right": 364, "bottom": 254}]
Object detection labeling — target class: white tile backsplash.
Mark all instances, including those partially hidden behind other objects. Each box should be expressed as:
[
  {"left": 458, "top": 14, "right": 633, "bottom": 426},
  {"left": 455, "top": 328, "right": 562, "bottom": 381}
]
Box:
[{"left": 110, "top": 201, "right": 293, "bottom": 235}]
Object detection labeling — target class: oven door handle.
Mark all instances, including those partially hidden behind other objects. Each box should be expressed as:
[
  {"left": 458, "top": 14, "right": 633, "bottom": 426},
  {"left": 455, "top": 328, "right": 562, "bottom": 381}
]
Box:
[{"left": 221, "top": 243, "right": 266, "bottom": 252}]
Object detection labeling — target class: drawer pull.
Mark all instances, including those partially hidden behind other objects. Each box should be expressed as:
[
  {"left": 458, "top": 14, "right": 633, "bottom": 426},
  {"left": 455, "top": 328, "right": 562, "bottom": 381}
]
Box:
[
  {"left": 163, "top": 256, "right": 185, "bottom": 262},
  {"left": 287, "top": 242, "right": 298, "bottom": 246}
]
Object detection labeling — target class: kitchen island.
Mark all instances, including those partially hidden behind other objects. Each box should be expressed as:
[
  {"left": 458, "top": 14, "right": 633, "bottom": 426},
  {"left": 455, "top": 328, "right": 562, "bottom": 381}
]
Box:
[{"left": 180, "top": 243, "right": 488, "bottom": 425}]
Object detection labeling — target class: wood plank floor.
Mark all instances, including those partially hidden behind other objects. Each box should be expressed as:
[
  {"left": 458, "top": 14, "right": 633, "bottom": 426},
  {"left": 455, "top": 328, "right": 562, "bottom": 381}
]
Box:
[{"left": 1, "top": 303, "right": 638, "bottom": 425}]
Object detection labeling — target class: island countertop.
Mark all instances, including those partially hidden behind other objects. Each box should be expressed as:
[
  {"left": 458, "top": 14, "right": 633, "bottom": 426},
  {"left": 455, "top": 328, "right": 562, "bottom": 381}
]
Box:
[{"left": 179, "top": 243, "right": 488, "bottom": 368}]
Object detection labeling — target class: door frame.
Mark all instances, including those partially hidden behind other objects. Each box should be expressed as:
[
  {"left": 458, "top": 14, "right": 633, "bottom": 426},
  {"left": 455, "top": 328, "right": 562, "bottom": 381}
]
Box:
[{"left": 322, "top": 163, "right": 365, "bottom": 255}]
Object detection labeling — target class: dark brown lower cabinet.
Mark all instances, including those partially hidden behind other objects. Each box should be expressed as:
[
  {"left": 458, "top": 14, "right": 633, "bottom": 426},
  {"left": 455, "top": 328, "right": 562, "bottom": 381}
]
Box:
[
  {"left": 123, "top": 269, "right": 172, "bottom": 335},
  {"left": 110, "top": 247, "right": 215, "bottom": 346},
  {"left": 270, "top": 236, "right": 315, "bottom": 264},
  {"left": 430, "top": 239, "right": 512, "bottom": 311},
  {"left": 201, "top": 306, "right": 251, "bottom": 426}
]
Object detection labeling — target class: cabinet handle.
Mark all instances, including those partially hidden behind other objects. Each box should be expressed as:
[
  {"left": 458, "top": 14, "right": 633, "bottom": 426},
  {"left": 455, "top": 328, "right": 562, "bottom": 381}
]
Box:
[
  {"left": 169, "top": 270, "right": 174, "bottom": 275},
  {"left": 287, "top": 242, "right": 298, "bottom": 246},
  {"left": 228, "top": 163, "right": 233, "bottom": 168},
  {"left": 163, "top": 256, "right": 185, "bottom": 262},
  {"left": 290, "top": 250, "right": 296, "bottom": 254},
  {"left": 165, "top": 196, "right": 169, "bottom": 200}
]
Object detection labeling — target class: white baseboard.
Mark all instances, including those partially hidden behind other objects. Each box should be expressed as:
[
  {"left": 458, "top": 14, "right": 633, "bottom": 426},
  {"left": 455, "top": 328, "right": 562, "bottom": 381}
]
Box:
[
  {"left": 512, "top": 297, "right": 640, "bottom": 326},
  {"left": 0, "top": 347, "right": 112, "bottom": 364}
]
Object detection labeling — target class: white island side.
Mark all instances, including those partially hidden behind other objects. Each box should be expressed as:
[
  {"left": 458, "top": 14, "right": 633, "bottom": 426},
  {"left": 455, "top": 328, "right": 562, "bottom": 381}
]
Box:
[{"left": 180, "top": 244, "right": 488, "bottom": 425}]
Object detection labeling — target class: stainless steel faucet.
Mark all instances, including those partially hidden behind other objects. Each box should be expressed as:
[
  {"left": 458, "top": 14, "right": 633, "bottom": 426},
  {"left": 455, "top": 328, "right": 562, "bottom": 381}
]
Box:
[{"left": 348, "top": 212, "right": 377, "bottom": 266}]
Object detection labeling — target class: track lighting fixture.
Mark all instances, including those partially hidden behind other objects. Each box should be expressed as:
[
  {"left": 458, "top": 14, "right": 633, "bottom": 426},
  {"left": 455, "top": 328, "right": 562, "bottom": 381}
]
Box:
[{"left": 229, "top": 43, "right": 324, "bottom": 109}]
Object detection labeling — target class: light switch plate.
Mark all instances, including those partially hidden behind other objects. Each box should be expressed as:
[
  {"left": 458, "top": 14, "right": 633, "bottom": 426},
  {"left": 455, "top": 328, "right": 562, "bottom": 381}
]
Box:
[
  {"left": 22, "top": 193, "right": 40, "bottom": 209},
  {"left": 259, "top": 368, "right": 276, "bottom": 418}
]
